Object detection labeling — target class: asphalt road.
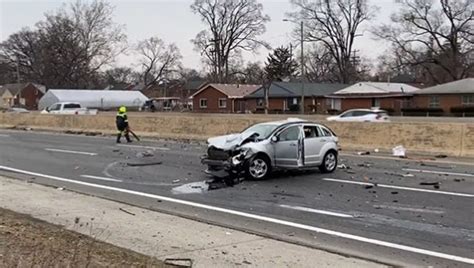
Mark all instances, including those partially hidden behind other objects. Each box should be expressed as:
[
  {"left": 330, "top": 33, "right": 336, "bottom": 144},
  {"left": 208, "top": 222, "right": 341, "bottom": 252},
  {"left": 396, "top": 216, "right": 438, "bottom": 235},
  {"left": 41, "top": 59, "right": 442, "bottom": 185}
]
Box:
[{"left": 0, "top": 130, "right": 473, "bottom": 267}]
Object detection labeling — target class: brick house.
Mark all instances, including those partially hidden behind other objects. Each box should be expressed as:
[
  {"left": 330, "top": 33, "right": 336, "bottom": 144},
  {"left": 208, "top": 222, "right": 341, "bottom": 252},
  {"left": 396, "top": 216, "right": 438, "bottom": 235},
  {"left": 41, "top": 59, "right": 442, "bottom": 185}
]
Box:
[
  {"left": 245, "top": 82, "right": 347, "bottom": 114},
  {"left": 0, "top": 83, "right": 46, "bottom": 110},
  {"left": 191, "top": 84, "right": 260, "bottom": 113},
  {"left": 411, "top": 78, "right": 474, "bottom": 115},
  {"left": 326, "top": 82, "right": 420, "bottom": 114}
]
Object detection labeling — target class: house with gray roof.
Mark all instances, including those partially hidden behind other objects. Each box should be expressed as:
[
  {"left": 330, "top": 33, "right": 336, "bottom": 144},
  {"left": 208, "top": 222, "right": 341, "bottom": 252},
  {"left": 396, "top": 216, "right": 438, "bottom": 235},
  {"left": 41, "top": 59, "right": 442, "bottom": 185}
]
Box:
[
  {"left": 411, "top": 78, "right": 474, "bottom": 115},
  {"left": 246, "top": 82, "right": 348, "bottom": 113},
  {"left": 0, "top": 83, "right": 45, "bottom": 110}
]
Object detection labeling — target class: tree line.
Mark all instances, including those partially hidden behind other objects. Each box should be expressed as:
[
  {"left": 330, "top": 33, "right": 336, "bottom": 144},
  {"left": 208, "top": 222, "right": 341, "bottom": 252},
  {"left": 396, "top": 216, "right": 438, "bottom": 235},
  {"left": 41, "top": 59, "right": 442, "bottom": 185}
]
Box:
[{"left": 0, "top": 0, "right": 472, "bottom": 89}]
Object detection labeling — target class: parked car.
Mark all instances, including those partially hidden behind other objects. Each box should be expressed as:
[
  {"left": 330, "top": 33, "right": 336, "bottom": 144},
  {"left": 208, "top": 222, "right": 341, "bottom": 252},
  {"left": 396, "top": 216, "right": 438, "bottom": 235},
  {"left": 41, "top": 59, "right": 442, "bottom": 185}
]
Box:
[
  {"left": 6, "top": 107, "right": 29, "bottom": 113},
  {"left": 202, "top": 118, "right": 339, "bottom": 180},
  {"left": 41, "top": 102, "right": 98, "bottom": 115},
  {"left": 326, "top": 109, "right": 390, "bottom": 122}
]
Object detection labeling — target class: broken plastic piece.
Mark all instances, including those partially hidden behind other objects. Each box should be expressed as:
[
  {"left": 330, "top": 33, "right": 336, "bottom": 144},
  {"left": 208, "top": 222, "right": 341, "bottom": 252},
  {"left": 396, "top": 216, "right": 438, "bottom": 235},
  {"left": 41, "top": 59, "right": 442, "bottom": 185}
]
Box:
[{"left": 392, "top": 145, "right": 406, "bottom": 157}]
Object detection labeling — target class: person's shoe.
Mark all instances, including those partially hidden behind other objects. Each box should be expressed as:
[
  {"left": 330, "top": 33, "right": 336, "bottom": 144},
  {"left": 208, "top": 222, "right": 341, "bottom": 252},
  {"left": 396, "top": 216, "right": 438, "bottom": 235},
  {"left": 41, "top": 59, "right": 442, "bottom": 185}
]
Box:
[
  {"left": 116, "top": 140, "right": 121, "bottom": 143},
  {"left": 126, "top": 140, "right": 132, "bottom": 143}
]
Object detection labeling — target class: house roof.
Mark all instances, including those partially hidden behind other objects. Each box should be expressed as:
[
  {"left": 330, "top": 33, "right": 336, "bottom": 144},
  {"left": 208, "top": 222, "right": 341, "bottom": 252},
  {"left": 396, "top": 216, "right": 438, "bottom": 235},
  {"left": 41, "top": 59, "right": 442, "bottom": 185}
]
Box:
[
  {"left": 333, "top": 82, "right": 419, "bottom": 95},
  {"left": 1, "top": 83, "right": 46, "bottom": 95},
  {"left": 247, "top": 82, "right": 348, "bottom": 98},
  {"left": 191, "top": 83, "right": 261, "bottom": 98},
  {"left": 414, "top": 78, "right": 474, "bottom": 95}
]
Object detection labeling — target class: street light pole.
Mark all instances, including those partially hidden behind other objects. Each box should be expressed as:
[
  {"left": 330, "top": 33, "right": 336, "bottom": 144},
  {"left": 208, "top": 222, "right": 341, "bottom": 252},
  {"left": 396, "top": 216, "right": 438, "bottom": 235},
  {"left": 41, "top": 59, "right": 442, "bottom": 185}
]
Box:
[{"left": 300, "top": 21, "right": 305, "bottom": 115}]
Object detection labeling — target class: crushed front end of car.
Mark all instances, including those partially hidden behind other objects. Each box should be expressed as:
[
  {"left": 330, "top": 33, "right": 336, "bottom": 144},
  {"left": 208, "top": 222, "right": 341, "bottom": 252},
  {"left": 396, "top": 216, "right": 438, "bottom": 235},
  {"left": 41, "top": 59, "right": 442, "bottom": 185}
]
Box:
[{"left": 201, "top": 132, "right": 259, "bottom": 183}]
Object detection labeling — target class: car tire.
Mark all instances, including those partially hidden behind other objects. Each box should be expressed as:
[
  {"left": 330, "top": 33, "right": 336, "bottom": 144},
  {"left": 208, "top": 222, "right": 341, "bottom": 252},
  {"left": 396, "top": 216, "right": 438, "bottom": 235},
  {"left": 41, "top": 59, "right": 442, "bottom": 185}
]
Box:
[
  {"left": 319, "top": 150, "right": 338, "bottom": 173},
  {"left": 246, "top": 154, "right": 271, "bottom": 180}
]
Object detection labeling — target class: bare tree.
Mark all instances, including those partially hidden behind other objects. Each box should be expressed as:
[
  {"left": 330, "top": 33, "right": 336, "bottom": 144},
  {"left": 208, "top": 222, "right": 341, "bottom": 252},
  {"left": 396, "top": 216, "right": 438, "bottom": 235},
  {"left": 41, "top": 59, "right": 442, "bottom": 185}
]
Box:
[
  {"left": 304, "top": 44, "right": 339, "bottom": 82},
  {"left": 136, "top": 37, "right": 182, "bottom": 88},
  {"left": 374, "top": 0, "right": 473, "bottom": 85},
  {"left": 104, "top": 67, "right": 139, "bottom": 86},
  {"left": 289, "top": 0, "right": 376, "bottom": 83},
  {"left": 0, "top": 0, "right": 126, "bottom": 88},
  {"left": 191, "top": 0, "right": 270, "bottom": 83}
]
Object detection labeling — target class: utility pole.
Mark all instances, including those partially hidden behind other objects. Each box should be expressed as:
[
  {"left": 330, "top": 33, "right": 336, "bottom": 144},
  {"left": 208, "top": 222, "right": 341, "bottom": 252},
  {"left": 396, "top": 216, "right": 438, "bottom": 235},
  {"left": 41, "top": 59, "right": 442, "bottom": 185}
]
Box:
[
  {"left": 300, "top": 21, "right": 305, "bottom": 115},
  {"left": 16, "top": 57, "right": 22, "bottom": 107}
]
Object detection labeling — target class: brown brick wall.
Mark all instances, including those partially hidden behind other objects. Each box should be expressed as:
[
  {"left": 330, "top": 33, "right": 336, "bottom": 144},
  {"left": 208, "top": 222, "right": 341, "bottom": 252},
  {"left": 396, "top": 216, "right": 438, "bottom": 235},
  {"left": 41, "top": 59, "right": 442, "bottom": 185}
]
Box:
[
  {"left": 13, "top": 84, "right": 44, "bottom": 110},
  {"left": 192, "top": 86, "right": 231, "bottom": 113},
  {"left": 413, "top": 94, "right": 468, "bottom": 113}
]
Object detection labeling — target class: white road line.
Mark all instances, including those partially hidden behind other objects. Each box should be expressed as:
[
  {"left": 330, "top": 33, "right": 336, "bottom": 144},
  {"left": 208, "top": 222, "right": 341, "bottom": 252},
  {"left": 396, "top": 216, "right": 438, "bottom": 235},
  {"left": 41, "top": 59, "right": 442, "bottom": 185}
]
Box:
[
  {"left": 117, "top": 144, "right": 170, "bottom": 151},
  {"left": 340, "top": 153, "right": 474, "bottom": 167},
  {"left": 45, "top": 148, "right": 97, "bottom": 156},
  {"left": 403, "top": 168, "right": 474, "bottom": 178},
  {"left": 80, "top": 175, "right": 122, "bottom": 182},
  {"left": 323, "top": 178, "right": 474, "bottom": 198},
  {"left": 279, "top": 204, "right": 354, "bottom": 218},
  {"left": 0, "top": 165, "right": 473, "bottom": 265}
]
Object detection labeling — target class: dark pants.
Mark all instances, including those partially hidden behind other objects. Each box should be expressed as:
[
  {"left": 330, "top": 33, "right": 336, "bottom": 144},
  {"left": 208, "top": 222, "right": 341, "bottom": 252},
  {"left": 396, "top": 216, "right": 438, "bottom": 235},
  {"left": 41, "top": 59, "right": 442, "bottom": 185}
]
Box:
[{"left": 116, "top": 126, "right": 131, "bottom": 143}]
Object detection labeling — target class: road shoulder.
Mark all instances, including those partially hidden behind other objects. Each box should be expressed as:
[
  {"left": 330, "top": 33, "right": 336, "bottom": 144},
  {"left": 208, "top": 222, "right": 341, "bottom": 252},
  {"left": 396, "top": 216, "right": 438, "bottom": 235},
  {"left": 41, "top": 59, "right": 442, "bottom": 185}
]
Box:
[{"left": 0, "top": 176, "right": 385, "bottom": 268}]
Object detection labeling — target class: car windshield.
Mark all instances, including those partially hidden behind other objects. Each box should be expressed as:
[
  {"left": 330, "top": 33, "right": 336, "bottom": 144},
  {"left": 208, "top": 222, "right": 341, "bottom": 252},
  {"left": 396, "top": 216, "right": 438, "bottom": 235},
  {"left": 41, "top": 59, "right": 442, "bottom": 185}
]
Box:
[{"left": 242, "top": 123, "right": 279, "bottom": 139}]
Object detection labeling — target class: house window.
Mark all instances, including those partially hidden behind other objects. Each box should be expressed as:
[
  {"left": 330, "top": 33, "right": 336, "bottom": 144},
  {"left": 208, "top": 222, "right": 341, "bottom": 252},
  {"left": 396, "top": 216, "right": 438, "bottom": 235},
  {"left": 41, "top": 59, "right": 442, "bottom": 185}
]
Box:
[
  {"left": 199, "top": 98, "right": 207, "bottom": 108},
  {"left": 218, "top": 98, "right": 227, "bottom": 108},
  {"left": 462, "top": 95, "right": 474, "bottom": 105},
  {"left": 371, "top": 98, "right": 380, "bottom": 108},
  {"left": 429, "top": 96, "right": 440, "bottom": 108},
  {"left": 256, "top": 98, "right": 264, "bottom": 107}
]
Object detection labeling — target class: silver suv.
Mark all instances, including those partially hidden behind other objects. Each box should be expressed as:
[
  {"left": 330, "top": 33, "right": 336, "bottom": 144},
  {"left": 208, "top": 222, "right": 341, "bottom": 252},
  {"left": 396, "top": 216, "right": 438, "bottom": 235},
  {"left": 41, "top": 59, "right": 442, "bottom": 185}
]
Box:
[{"left": 202, "top": 119, "right": 339, "bottom": 180}]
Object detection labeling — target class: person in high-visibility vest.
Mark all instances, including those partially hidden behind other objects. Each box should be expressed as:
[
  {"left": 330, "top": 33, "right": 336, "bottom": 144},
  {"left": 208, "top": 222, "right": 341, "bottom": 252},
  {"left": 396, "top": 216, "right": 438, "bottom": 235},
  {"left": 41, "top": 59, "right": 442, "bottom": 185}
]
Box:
[{"left": 116, "top": 106, "right": 132, "bottom": 143}]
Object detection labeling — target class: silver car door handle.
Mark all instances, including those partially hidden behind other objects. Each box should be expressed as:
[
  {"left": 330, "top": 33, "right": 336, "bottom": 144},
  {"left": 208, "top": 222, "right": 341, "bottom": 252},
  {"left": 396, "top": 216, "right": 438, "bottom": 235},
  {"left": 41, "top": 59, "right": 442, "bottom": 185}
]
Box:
[{"left": 320, "top": 139, "right": 327, "bottom": 142}]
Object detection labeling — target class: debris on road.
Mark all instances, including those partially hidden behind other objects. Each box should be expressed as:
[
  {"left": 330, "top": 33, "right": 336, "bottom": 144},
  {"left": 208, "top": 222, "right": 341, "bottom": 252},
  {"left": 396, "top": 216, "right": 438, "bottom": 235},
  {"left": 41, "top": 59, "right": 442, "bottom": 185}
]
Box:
[
  {"left": 435, "top": 154, "right": 448, "bottom": 158},
  {"left": 403, "top": 173, "right": 415, "bottom": 177},
  {"left": 374, "top": 148, "right": 380, "bottom": 153},
  {"left": 357, "top": 151, "right": 371, "bottom": 155},
  {"left": 136, "top": 150, "right": 154, "bottom": 158},
  {"left": 337, "top": 164, "right": 350, "bottom": 169},
  {"left": 172, "top": 179, "right": 181, "bottom": 184},
  {"left": 126, "top": 161, "right": 162, "bottom": 167},
  {"left": 357, "top": 163, "right": 372, "bottom": 168},
  {"left": 454, "top": 178, "right": 464, "bottom": 182},
  {"left": 419, "top": 182, "right": 440, "bottom": 186},
  {"left": 392, "top": 145, "right": 406, "bottom": 158},
  {"left": 391, "top": 191, "right": 399, "bottom": 195},
  {"left": 164, "top": 258, "right": 193, "bottom": 268},
  {"left": 365, "top": 185, "right": 374, "bottom": 189},
  {"left": 119, "top": 208, "right": 136, "bottom": 216},
  {"left": 57, "top": 187, "right": 64, "bottom": 191}
]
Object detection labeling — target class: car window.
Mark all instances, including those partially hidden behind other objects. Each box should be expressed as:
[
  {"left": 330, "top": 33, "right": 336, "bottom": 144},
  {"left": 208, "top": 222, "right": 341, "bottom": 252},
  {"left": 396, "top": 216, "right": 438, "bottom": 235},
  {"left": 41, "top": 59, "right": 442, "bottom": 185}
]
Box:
[
  {"left": 64, "top": 103, "right": 81, "bottom": 109},
  {"left": 318, "top": 126, "right": 333, "bottom": 137},
  {"left": 49, "top": 104, "right": 61, "bottom": 111},
  {"left": 340, "top": 111, "right": 353, "bottom": 117},
  {"left": 242, "top": 124, "right": 279, "bottom": 139},
  {"left": 353, "top": 111, "right": 369, "bottom": 116},
  {"left": 278, "top": 126, "right": 300, "bottom": 141},
  {"left": 303, "top": 126, "right": 319, "bottom": 139}
]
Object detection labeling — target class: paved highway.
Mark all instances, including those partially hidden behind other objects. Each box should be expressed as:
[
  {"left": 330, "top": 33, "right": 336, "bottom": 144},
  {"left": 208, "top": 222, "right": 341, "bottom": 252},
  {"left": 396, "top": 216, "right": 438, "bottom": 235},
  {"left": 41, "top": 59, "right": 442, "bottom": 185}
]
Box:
[{"left": 0, "top": 130, "right": 473, "bottom": 267}]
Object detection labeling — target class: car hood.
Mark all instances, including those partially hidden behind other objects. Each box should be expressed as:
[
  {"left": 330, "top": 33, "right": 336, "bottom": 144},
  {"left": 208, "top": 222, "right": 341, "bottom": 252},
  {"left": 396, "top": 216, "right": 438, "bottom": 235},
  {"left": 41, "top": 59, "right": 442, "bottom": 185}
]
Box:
[{"left": 207, "top": 132, "right": 258, "bottom": 151}]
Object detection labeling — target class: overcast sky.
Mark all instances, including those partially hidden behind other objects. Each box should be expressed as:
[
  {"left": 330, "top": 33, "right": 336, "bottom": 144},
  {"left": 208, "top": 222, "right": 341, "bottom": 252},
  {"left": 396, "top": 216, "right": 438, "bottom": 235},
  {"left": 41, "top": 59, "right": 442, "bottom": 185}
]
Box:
[{"left": 0, "top": 0, "right": 399, "bottom": 71}]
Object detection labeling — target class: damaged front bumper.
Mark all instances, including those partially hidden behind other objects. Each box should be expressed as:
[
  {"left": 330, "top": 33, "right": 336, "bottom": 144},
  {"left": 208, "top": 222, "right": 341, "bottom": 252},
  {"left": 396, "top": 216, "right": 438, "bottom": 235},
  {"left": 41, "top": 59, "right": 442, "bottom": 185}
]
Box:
[{"left": 201, "top": 148, "right": 254, "bottom": 177}]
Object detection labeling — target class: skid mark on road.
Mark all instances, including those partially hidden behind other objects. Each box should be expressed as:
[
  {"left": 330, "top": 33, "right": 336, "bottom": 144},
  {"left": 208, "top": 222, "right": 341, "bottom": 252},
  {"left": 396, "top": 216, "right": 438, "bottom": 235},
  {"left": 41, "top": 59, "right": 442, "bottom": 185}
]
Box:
[
  {"left": 323, "top": 178, "right": 474, "bottom": 197},
  {"left": 116, "top": 144, "right": 170, "bottom": 151},
  {"left": 2, "top": 165, "right": 474, "bottom": 265}
]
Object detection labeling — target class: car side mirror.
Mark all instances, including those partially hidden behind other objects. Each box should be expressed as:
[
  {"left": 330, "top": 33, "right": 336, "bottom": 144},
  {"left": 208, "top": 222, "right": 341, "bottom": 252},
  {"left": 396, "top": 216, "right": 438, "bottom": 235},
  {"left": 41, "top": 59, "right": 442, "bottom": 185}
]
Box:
[
  {"left": 271, "top": 136, "right": 279, "bottom": 143},
  {"left": 46, "top": 107, "right": 50, "bottom": 112}
]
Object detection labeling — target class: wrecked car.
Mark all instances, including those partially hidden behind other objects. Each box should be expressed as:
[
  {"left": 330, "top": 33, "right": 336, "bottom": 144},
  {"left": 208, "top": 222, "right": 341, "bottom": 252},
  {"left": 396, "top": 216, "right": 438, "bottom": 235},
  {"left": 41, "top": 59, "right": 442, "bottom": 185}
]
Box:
[{"left": 202, "top": 118, "right": 339, "bottom": 180}]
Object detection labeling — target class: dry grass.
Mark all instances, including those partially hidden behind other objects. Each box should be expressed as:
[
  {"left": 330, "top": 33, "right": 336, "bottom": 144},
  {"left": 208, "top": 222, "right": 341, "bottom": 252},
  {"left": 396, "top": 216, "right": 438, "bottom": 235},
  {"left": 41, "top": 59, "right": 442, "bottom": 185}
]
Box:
[{"left": 0, "top": 208, "right": 171, "bottom": 267}]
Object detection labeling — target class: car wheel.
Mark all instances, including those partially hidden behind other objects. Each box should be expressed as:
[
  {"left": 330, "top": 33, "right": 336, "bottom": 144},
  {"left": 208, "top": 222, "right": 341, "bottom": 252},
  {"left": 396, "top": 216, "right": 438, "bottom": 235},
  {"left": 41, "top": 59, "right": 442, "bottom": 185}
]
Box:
[
  {"left": 319, "top": 150, "right": 338, "bottom": 173},
  {"left": 246, "top": 155, "right": 271, "bottom": 180}
]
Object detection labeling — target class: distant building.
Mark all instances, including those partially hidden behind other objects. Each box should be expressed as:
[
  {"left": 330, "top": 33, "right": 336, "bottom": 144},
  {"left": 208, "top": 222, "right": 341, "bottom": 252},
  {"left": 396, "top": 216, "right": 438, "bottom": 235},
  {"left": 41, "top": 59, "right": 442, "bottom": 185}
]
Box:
[
  {"left": 326, "top": 82, "right": 420, "bottom": 114},
  {"left": 191, "top": 84, "right": 261, "bottom": 113},
  {"left": 0, "top": 83, "right": 46, "bottom": 110},
  {"left": 246, "top": 82, "right": 348, "bottom": 114},
  {"left": 411, "top": 78, "right": 474, "bottom": 115},
  {"left": 38, "top": 89, "right": 149, "bottom": 111}
]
